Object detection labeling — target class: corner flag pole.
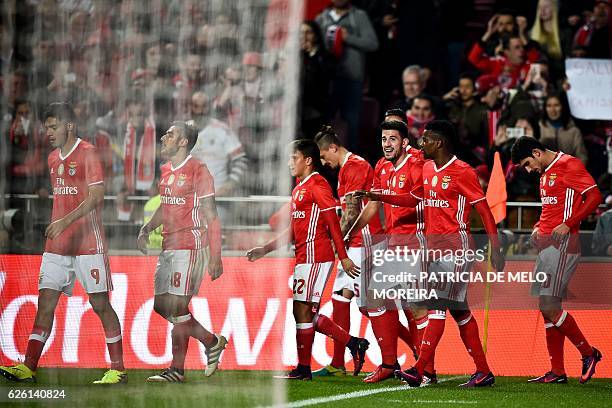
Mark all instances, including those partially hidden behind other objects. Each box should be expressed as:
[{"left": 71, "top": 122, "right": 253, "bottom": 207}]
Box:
[
  {"left": 483, "top": 244, "right": 492, "bottom": 354},
  {"left": 482, "top": 152, "right": 507, "bottom": 355}
]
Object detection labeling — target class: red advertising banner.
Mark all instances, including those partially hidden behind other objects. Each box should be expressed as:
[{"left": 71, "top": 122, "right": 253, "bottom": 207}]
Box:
[{"left": 1, "top": 255, "right": 611, "bottom": 377}]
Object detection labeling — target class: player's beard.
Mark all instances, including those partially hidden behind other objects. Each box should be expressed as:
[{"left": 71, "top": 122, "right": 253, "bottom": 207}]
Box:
[
  {"left": 161, "top": 143, "right": 178, "bottom": 160},
  {"left": 385, "top": 147, "right": 402, "bottom": 164}
]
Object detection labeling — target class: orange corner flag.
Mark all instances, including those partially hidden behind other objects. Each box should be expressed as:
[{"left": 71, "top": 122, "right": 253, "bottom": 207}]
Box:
[{"left": 486, "top": 152, "right": 507, "bottom": 224}]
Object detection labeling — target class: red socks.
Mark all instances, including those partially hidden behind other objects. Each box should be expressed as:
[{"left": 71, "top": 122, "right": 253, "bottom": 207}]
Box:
[
  {"left": 455, "top": 312, "right": 490, "bottom": 374},
  {"left": 414, "top": 310, "right": 446, "bottom": 375},
  {"left": 405, "top": 309, "right": 418, "bottom": 353},
  {"left": 24, "top": 325, "right": 50, "bottom": 371},
  {"left": 369, "top": 308, "right": 399, "bottom": 366},
  {"left": 104, "top": 328, "right": 125, "bottom": 371},
  {"left": 553, "top": 311, "right": 593, "bottom": 357},
  {"left": 545, "top": 318, "right": 566, "bottom": 375},
  {"left": 314, "top": 314, "right": 351, "bottom": 346},
  {"left": 398, "top": 323, "right": 413, "bottom": 349},
  {"left": 296, "top": 323, "right": 315, "bottom": 367},
  {"left": 331, "top": 295, "right": 351, "bottom": 368}
]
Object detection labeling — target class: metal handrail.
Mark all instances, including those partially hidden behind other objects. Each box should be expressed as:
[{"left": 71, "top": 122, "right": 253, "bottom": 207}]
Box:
[{"left": 3, "top": 194, "right": 605, "bottom": 233}]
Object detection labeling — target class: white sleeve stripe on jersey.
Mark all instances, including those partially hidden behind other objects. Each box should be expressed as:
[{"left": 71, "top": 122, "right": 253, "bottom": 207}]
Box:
[
  {"left": 470, "top": 197, "right": 486, "bottom": 205},
  {"left": 342, "top": 190, "right": 358, "bottom": 198},
  {"left": 410, "top": 191, "right": 423, "bottom": 200},
  {"left": 581, "top": 184, "right": 597, "bottom": 195},
  {"left": 88, "top": 180, "right": 104, "bottom": 186},
  {"left": 90, "top": 209, "right": 104, "bottom": 253},
  {"left": 320, "top": 207, "right": 335, "bottom": 212}
]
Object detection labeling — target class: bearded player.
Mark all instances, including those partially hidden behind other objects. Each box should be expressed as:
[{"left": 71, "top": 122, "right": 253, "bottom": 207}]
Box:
[
  {"left": 348, "top": 120, "right": 435, "bottom": 383},
  {"left": 0, "top": 102, "right": 126, "bottom": 384},
  {"left": 511, "top": 136, "right": 602, "bottom": 384},
  {"left": 358, "top": 120, "right": 505, "bottom": 387},
  {"left": 246, "top": 139, "right": 369, "bottom": 380},
  {"left": 138, "top": 122, "right": 227, "bottom": 382}
]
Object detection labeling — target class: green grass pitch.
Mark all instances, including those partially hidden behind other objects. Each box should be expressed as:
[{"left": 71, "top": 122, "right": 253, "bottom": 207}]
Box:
[{"left": 1, "top": 369, "right": 611, "bottom": 407}]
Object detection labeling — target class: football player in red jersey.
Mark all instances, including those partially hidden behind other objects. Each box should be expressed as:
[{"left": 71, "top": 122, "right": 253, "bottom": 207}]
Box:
[
  {"left": 357, "top": 120, "right": 505, "bottom": 388},
  {"left": 0, "top": 102, "right": 126, "bottom": 384},
  {"left": 511, "top": 136, "right": 602, "bottom": 384},
  {"left": 138, "top": 122, "right": 227, "bottom": 383},
  {"left": 313, "top": 126, "right": 387, "bottom": 380},
  {"left": 246, "top": 139, "right": 369, "bottom": 380},
  {"left": 347, "top": 120, "right": 436, "bottom": 383}
]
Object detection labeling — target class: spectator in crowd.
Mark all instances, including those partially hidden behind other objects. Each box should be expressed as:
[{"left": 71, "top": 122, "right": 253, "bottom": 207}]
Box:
[
  {"left": 6, "top": 99, "right": 47, "bottom": 194},
  {"left": 300, "top": 20, "right": 331, "bottom": 139},
  {"left": 530, "top": 0, "right": 565, "bottom": 75},
  {"left": 520, "top": 60, "right": 552, "bottom": 112},
  {"left": 406, "top": 94, "right": 434, "bottom": 140},
  {"left": 73, "top": 91, "right": 114, "bottom": 183},
  {"left": 389, "top": 64, "right": 445, "bottom": 118},
  {"left": 469, "top": 34, "right": 539, "bottom": 90},
  {"left": 390, "top": 65, "right": 424, "bottom": 113},
  {"left": 27, "top": 37, "right": 55, "bottom": 91},
  {"left": 444, "top": 73, "right": 488, "bottom": 165},
  {"left": 122, "top": 93, "right": 156, "bottom": 197},
  {"left": 173, "top": 52, "right": 204, "bottom": 116},
  {"left": 243, "top": 52, "right": 264, "bottom": 104},
  {"left": 316, "top": 0, "right": 378, "bottom": 152},
  {"left": 573, "top": 0, "right": 611, "bottom": 59},
  {"left": 539, "top": 93, "right": 588, "bottom": 165},
  {"left": 189, "top": 91, "right": 248, "bottom": 198},
  {"left": 479, "top": 11, "right": 517, "bottom": 57},
  {"left": 214, "top": 63, "right": 244, "bottom": 133},
  {"left": 144, "top": 42, "right": 162, "bottom": 77},
  {"left": 591, "top": 208, "right": 612, "bottom": 256}
]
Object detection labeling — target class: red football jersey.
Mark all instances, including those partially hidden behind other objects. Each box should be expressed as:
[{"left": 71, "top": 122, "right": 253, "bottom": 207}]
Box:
[
  {"left": 419, "top": 156, "right": 486, "bottom": 248},
  {"left": 46, "top": 139, "right": 106, "bottom": 255},
  {"left": 159, "top": 155, "right": 215, "bottom": 250},
  {"left": 538, "top": 152, "right": 597, "bottom": 235},
  {"left": 291, "top": 172, "right": 337, "bottom": 264},
  {"left": 374, "top": 157, "right": 394, "bottom": 232},
  {"left": 374, "top": 154, "right": 425, "bottom": 247},
  {"left": 338, "top": 153, "right": 383, "bottom": 247}
]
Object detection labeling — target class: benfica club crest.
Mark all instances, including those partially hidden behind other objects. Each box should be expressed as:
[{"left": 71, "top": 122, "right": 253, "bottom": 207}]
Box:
[
  {"left": 68, "top": 162, "right": 77, "bottom": 176},
  {"left": 177, "top": 174, "right": 187, "bottom": 187},
  {"left": 441, "top": 175, "right": 451, "bottom": 190},
  {"left": 548, "top": 174, "right": 557, "bottom": 187},
  {"left": 398, "top": 174, "right": 407, "bottom": 189}
]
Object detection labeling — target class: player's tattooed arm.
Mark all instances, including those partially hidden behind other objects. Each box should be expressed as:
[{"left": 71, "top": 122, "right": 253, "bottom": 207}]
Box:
[
  {"left": 340, "top": 193, "right": 362, "bottom": 237},
  {"left": 45, "top": 184, "right": 104, "bottom": 240},
  {"left": 345, "top": 200, "right": 381, "bottom": 241},
  {"left": 201, "top": 196, "right": 223, "bottom": 280}
]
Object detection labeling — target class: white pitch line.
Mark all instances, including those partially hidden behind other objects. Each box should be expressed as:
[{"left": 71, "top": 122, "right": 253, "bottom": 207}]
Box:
[
  {"left": 387, "top": 400, "right": 477, "bottom": 405},
  {"left": 264, "top": 376, "right": 464, "bottom": 408}
]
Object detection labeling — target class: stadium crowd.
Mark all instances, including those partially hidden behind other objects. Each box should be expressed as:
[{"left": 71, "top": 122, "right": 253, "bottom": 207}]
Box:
[{"left": 0, "top": 0, "right": 611, "bottom": 249}]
